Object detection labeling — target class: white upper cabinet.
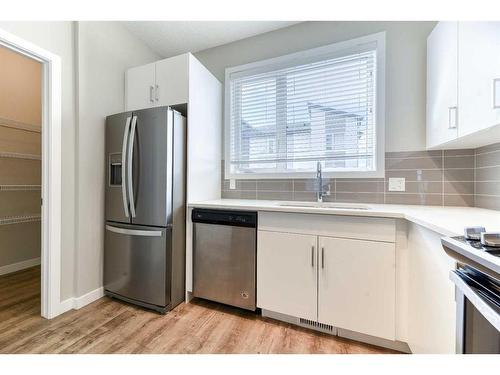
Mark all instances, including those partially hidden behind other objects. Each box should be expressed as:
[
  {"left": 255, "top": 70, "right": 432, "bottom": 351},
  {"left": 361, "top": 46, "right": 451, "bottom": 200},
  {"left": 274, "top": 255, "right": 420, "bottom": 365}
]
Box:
[
  {"left": 125, "top": 62, "right": 156, "bottom": 111},
  {"left": 155, "top": 54, "right": 189, "bottom": 106},
  {"left": 427, "top": 21, "right": 500, "bottom": 149},
  {"left": 426, "top": 22, "right": 458, "bottom": 149},
  {"left": 318, "top": 236, "right": 396, "bottom": 341},
  {"left": 458, "top": 22, "right": 500, "bottom": 138},
  {"left": 125, "top": 53, "right": 190, "bottom": 111}
]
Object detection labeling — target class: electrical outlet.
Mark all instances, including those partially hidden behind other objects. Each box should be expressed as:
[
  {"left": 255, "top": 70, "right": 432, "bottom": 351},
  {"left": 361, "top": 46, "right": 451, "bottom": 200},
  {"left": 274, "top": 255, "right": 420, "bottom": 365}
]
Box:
[
  {"left": 388, "top": 177, "right": 405, "bottom": 192},
  {"left": 229, "top": 179, "right": 236, "bottom": 190}
]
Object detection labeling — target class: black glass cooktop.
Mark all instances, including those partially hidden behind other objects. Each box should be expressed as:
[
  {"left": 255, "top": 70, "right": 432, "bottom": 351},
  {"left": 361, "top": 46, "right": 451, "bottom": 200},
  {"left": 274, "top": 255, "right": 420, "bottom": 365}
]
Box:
[{"left": 452, "top": 236, "right": 500, "bottom": 257}]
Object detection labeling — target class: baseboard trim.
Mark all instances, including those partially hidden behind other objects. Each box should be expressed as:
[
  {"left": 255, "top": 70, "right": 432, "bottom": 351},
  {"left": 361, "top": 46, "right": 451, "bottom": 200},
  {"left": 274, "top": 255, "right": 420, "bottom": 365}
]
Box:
[
  {"left": 0, "top": 257, "right": 41, "bottom": 276},
  {"left": 337, "top": 328, "right": 411, "bottom": 353},
  {"left": 74, "top": 287, "right": 104, "bottom": 310},
  {"left": 57, "top": 287, "right": 104, "bottom": 315},
  {"left": 58, "top": 298, "right": 75, "bottom": 315}
]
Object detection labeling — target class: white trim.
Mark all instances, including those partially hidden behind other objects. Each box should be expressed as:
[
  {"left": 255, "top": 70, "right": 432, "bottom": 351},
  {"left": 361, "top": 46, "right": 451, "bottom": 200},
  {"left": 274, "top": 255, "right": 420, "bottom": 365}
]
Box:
[
  {"left": 0, "top": 28, "right": 62, "bottom": 319},
  {"left": 59, "top": 287, "right": 104, "bottom": 314},
  {"left": 73, "top": 287, "right": 104, "bottom": 309},
  {"left": 0, "top": 257, "right": 41, "bottom": 276},
  {"left": 224, "top": 32, "right": 386, "bottom": 180},
  {"left": 58, "top": 298, "right": 75, "bottom": 315}
]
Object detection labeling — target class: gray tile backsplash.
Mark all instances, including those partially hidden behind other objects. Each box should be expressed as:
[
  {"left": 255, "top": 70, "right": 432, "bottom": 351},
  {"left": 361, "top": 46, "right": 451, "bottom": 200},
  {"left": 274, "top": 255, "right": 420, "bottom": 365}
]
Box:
[
  {"left": 221, "top": 142, "right": 500, "bottom": 210},
  {"left": 475, "top": 142, "right": 500, "bottom": 210},
  {"left": 385, "top": 155, "right": 443, "bottom": 170}
]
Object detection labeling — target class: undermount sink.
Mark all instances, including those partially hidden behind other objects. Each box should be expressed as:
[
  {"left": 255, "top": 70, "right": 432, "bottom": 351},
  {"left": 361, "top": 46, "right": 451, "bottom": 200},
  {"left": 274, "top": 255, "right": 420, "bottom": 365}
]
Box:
[{"left": 278, "top": 202, "right": 370, "bottom": 210}]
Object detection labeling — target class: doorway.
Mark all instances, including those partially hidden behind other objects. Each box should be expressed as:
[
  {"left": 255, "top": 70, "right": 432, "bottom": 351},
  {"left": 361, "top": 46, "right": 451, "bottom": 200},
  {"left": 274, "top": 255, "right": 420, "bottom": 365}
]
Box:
[
  {"left": 0, "top": 27, "right": 62, "bottom": 319},
  {"left": 0, "top": 44, "right": 42, "bottom": 314}
]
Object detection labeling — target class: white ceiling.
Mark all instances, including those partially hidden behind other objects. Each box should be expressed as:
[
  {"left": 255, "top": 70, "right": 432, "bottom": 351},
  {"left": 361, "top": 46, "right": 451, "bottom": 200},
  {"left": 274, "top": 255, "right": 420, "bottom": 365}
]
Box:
[{"left": 121, "top": 21, "right": 300, "bottom": 58}]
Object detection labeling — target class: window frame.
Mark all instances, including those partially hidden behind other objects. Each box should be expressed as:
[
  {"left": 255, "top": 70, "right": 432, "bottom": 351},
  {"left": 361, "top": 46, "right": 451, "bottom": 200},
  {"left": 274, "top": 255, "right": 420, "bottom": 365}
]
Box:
[{"left": 224, "top": 32, "right": 386, "bottom": 180}]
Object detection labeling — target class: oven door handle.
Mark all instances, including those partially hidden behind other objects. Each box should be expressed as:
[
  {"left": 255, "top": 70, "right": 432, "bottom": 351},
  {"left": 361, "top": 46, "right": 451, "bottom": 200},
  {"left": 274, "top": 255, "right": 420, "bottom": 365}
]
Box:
[{"left": 450, "top": 271, "right": 500, "bottom": 332}]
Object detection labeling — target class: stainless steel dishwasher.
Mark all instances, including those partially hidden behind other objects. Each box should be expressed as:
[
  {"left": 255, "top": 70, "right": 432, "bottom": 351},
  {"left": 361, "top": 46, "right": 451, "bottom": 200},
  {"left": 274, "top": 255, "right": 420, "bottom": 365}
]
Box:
[{"left": 192, "top": 208, "right": 257, "bottom": 311}]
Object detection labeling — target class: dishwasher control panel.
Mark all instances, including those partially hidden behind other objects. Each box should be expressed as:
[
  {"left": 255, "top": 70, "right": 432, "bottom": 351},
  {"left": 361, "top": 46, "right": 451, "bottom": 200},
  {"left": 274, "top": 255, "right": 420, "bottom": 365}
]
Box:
[{"left": 192, "top": 208, "right": 257, "bottom": 228}]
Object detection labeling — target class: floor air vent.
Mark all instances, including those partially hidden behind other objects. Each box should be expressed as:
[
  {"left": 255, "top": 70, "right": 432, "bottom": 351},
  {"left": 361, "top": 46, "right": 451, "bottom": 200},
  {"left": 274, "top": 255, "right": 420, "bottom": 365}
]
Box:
[{"left": 299, "top": 318, "right": 334, "bottom": 333}]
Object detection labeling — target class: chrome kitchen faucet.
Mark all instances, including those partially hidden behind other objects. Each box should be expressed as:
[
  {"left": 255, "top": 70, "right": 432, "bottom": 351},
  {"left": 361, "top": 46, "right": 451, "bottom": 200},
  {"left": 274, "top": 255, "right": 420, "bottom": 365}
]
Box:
[{"left": 316, "top": 161, "right": 331, "bottom": 203}]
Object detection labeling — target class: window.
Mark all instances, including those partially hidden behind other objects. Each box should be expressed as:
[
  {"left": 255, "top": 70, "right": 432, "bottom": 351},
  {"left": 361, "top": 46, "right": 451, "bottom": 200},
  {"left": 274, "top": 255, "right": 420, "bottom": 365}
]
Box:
[{"left": 225, "top": 32, "right": 385, "bottom": 179}]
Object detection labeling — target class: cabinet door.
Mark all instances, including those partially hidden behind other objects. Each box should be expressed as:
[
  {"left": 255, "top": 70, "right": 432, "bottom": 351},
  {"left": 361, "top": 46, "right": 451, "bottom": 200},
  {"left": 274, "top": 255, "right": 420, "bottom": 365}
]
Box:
[
  {"left": 125, "top": 63, "right": 156, "bottom": 111},
  {"left": 318, "top": 236, "right": 396, "bottom": 340},
  {"left": 155, "top": 54, "right": 189, "bottom": 106},
  {"left": 257, "top": 230, "right": 317, "bottom": 321},
  {"left": 427, "top": 22, "right": 458, "bottom": 148},
  {"left": 458, "top": 22, "right": 500, "bottom": 137}
]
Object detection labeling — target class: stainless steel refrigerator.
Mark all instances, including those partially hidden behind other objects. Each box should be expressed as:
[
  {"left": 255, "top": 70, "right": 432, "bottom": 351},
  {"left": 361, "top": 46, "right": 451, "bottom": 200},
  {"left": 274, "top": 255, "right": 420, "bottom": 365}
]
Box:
[{"left": 104, "top": 106, "right": 186, "bottom": 313}]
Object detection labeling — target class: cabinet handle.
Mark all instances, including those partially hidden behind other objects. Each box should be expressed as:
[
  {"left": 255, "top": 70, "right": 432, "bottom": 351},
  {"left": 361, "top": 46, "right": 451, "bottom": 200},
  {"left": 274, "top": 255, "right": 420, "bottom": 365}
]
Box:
[
  {"left": 321, "top": 247, "right": 325, "bottom": 269},
  {"left": 149, "top": 86, "right": 154, "bottom": 103},
  {"left": 155, "top": 84, "right": 159, "bottom": 102},
  {"left": 311, "top": 246, "right": 315, "bottom": 267},
  {"left": 493, "top": 78, "right": 500, "bottom": 109},
  {"left": 448, "top": 106, "right": 457, "bottom": 129}
]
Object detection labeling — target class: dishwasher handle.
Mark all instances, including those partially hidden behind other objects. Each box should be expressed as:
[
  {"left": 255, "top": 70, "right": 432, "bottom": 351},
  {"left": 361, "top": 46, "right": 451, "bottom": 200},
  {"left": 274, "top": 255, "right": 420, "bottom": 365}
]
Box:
[{"left": 192, "top": 208, "right": 257, "bottom": 228}]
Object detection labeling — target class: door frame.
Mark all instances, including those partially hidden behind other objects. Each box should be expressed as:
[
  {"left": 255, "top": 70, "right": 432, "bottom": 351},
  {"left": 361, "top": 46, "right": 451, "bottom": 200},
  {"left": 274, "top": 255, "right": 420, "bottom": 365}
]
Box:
[{"left": 0, "top": 28, "right": 62, "bottom": 319}]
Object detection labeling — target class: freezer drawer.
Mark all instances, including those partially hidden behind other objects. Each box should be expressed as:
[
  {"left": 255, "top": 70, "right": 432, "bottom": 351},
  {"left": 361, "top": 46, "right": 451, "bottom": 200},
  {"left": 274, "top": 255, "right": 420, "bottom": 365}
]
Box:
[
  {"left": 104, "top": 223, "right": 171, "bottom": 308},
  {"left": 193, "top": 220, "right": 256, "bottom": 311}
]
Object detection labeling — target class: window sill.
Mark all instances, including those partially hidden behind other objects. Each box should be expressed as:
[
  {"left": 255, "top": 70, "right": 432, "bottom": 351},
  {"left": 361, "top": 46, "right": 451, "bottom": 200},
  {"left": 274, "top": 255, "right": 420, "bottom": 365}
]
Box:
[{"left": 225, "top": 170, "right": 385, "bottom": 180}]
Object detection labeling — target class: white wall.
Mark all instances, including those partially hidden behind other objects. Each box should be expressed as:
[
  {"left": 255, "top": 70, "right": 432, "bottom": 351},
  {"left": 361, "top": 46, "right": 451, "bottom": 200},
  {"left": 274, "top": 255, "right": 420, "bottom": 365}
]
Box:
[
  {"left": 75, "top": 22, "right": 160, "bottom": 296},
  {"left": 194, "top": 21, "right": 437, "bottom": 152},
  {"left": 0, "top": 21, "right": 77, "bottom": 300}
]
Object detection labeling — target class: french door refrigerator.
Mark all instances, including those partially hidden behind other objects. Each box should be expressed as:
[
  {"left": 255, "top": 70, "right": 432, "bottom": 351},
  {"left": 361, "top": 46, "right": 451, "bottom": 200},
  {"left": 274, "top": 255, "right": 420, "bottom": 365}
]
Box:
[{"left": 104, "top": 106, "right": 186, "bottom": 313}]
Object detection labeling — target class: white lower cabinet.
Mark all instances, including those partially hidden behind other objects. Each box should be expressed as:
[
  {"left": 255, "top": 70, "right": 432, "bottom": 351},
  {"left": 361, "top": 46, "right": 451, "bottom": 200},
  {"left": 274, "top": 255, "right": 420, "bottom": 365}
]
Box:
[
  {"left": 257, "top": 219, "right": 397, "bottom": 343},
  {"left": 318, "top": 236, "right": 396, "bottom": 341},
  {"left": 407, "top": 223, "right": 456, "bottom": 353},
  {"left": 257, "top": 230, "right": 318, "bottom": 321}
]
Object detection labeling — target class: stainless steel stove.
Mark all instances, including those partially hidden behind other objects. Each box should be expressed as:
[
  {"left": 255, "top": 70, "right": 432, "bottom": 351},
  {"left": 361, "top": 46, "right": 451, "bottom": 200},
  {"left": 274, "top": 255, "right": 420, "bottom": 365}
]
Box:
[
  {"left": 442, "top": 234, "right": 500, "bottom": 280},
  {"left": 455, "top": 236, "right": 500, "bottom": 254},
  {"left": 442, "top": 229, "right": 500, "bottom": 354}
]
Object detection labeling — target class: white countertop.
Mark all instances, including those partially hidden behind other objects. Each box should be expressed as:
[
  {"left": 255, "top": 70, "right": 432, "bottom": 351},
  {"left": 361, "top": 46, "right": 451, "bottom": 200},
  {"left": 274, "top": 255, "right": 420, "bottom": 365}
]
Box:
[{"left": 188, "top": 199, "right": 500, "bottom": 237}]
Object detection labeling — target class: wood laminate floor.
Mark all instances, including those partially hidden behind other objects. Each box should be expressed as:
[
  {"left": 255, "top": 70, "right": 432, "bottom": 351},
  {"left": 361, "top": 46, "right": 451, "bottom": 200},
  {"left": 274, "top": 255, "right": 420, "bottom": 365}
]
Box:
[{"left": 0, "top": 267, "right": 399, "bottom": 354}]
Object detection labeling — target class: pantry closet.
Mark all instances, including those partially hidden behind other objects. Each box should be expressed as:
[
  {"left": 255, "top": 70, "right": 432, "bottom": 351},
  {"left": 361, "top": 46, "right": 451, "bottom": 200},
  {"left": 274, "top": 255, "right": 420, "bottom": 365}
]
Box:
[{"left": 0, "top": 45, "right": 42, "bottom": 282}]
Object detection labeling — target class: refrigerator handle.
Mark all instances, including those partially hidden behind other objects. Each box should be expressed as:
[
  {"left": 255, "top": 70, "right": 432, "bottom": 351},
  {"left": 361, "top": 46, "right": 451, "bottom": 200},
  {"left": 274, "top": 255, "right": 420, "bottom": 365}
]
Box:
[
  {"left": 121, "top": 116, "right": 131, "bottom": 218},
  {"left": 106, "top": 224, "right": 162, "bottom": 237},
  {"left": 127, "top": 115, "right": 138, "bottom": 218}
]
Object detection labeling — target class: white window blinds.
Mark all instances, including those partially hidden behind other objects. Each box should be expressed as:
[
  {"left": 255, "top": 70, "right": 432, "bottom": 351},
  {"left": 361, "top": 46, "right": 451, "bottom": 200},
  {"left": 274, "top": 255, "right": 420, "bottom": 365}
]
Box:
[{"left": 227, "top": 43, "right": 378, "bottom": 177}]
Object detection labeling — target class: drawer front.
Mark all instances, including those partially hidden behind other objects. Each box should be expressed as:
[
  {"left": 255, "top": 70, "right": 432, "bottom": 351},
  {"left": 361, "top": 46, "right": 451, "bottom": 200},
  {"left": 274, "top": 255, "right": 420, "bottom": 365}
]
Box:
[
  {"left": 258, "top": 211, "right": 396, "bottom": 243},
  {"left": 104, "top": 224, "right": 169, "bottom": 307}
]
